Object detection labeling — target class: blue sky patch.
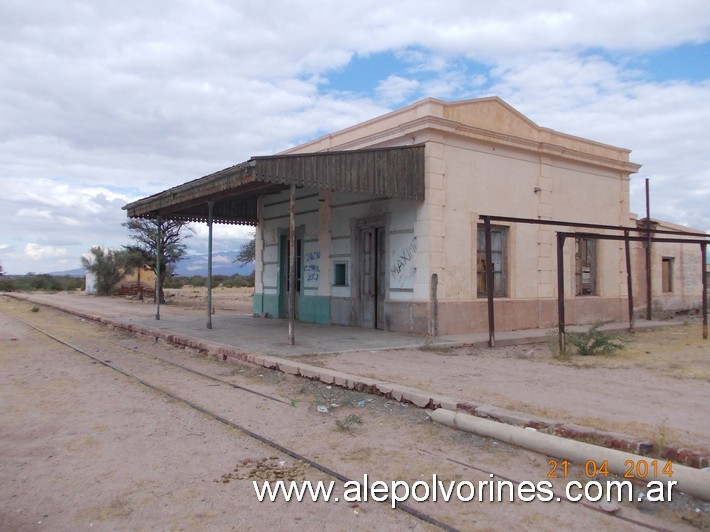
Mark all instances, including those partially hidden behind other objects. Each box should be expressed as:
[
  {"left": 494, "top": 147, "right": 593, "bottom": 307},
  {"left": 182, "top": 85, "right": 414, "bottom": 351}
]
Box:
[
  {"left": 324, "top": 51, "right": 407, "bottom": 95},
  {"left": 633, "top": 43, "right": 710, "bottom": 82}
]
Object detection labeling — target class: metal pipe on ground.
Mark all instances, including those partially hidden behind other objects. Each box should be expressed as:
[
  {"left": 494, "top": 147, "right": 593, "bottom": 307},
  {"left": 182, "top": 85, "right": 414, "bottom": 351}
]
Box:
[{"left": 429, "top": 408, "right": 709, "bottom": 502}]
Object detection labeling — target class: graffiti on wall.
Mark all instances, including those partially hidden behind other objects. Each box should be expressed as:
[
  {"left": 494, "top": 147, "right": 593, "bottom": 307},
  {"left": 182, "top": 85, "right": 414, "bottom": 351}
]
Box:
[
  {"left": 390, "top": 237, "right": 416, "bottom": 288},
  {"left": 304, "top": 250, "right": 321, "bottom": 283}
]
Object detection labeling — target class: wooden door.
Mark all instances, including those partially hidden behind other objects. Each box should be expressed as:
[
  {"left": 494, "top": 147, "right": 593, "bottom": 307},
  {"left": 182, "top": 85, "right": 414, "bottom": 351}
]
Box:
[{"left": 359, "top": 226, "right": 385, "bottom": 329}]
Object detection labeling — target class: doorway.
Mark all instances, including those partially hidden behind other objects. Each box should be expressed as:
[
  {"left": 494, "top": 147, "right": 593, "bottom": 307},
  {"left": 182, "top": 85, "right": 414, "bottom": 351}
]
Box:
[{"left": 359, "top": 226, "right": 386, "bottom": 329}]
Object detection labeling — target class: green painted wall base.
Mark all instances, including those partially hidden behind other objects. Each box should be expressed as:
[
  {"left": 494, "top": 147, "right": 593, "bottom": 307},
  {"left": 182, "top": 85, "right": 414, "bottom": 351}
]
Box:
[
  {"left": 253, "top": 293, "right": 279, "bottom": 318},
  {"left": 253, "top": 293, "right": 330, "bottom": 324},
  {"left": 297, "top": 295, "right": 330, "bottom": 324}
]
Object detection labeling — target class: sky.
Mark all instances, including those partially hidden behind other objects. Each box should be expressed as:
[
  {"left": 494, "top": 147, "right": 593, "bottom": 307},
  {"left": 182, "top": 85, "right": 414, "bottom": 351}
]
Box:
[{"left": 1, "top": 0, "right": 709, "bottom": 274}]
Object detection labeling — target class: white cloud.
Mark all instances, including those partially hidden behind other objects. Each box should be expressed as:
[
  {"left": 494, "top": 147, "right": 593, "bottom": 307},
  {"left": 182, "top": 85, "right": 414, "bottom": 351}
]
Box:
[
  {"left": 0, "top": 0, "right": 708, "bottom": 272},
  {"left": 213, "top": 254, "right": 234, "bottom": 265},
  {"left": 2, "top": 176, "right": 136, "bottom": 272},
  {"left": 188, "top": 224, "right": 254, "bottom": 256},
  {"left": 25, "top": 243, "right": 69, "bottom": 260},
  {"left": 483, "top": 52, "right": 710, "bottom": 230},
  {"left": 376, "top": 75, "right": 420, "bottom": 104}
]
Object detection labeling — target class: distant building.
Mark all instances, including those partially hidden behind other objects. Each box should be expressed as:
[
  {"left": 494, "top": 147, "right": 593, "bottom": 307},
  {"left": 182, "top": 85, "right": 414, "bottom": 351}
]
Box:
[
  {"left": 634, "top": 219, "right": 706, "bottom": 319},
  {"left": 114, "top": 265, "right": 156, "bottom": 298},
  {"left": 85, "top": 265, "right": 156, "bottom": 298},
  {"left": 85, "top": 271, "right": 97, "bottom": 295},
  {"left": 124, "top": 97, "right": 706, "bottom": 334}
]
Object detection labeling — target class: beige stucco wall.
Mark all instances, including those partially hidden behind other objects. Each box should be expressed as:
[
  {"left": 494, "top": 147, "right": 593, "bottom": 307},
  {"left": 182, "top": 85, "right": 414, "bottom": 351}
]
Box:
[
  {"left": 632, "top": 219, "right": 705, "bottom": 317},
  {"left": 253, "top": 97, "right": 701, "bottom": 334}
]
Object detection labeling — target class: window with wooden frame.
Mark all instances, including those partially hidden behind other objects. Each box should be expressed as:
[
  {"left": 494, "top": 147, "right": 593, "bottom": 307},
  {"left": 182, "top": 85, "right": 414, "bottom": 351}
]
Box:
[
  {"left": 477, "top": 225, "right": 508, "bottom": 297},
  {"left": 575, "top": 237, "right": 596, "bottom": 296},
  {"left": 662, "top": 256, "right": 674, "bottom": 293},
  {"left": 333, "top": 261, "right": 348, "bottom": 286}
]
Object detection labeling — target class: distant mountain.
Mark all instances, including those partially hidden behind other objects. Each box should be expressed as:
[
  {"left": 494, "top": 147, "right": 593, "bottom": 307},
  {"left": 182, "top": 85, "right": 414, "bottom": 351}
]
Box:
[
  {"left": 46, "top": 252, "right": 253, "bottom": 278},
  {"left": 174, "top": 251, "right": 254, "bottom": 277},
  {"left": 47, "top": 268, "right": 86, "bottom": 277}
]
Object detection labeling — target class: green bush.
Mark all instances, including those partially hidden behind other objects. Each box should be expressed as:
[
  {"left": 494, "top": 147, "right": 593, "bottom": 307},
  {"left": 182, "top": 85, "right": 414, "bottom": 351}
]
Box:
[
  {"left": 164, "top": 273, "right": 254, "bottom": 289},
  {"left": 81, "top": 247, "right": 125, "bottom": 296},
  {"left": 221, "top": 272, "right": 255, "bottom": 288},
  {"left": 0, "top": 275, "right": 83, "bottom": 292},
  {"left": 164, "top": 275, "right": 205, "bottom": 288},
  {"left": 566, "top": 323, "right": 626, "bottom": 356}
]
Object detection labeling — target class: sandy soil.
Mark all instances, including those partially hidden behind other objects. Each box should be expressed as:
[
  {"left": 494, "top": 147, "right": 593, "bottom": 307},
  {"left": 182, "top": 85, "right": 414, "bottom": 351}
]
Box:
[
  {"left": 8, "top": 289, "right": 710, "bottom": 453},
  {"left": 295, "top": 329, "right": 710, "bottom": 452},
  {"left": 2, "top": 297, "right": 708, "bottom": 530},
  {"left": 165, "top": 286, "right": 254, "bottom": 314}
]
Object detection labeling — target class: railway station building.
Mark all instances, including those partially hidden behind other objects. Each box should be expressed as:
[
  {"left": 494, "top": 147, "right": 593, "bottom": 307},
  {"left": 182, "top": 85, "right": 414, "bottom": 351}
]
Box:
[{"left": 124, "top": 97, "right": 706, "bottom": 336}]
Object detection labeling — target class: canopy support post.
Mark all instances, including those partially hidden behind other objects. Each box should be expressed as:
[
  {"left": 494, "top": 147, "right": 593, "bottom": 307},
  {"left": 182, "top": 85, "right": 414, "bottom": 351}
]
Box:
[
  {"left": 288, "top": 184, "right": 296, "bottom": 346},
  {"left": 207, "top": 201, "right": 214, "bottom": 330}
]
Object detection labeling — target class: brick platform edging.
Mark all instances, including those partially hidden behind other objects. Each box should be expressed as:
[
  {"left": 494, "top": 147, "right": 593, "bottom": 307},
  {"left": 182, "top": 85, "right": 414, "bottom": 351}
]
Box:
[{"left": 8, "top": 293, "right": 709, "bottom": 469}]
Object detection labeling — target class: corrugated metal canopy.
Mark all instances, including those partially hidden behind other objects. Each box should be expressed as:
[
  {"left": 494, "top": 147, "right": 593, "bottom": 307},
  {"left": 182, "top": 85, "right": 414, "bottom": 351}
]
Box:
[{"left": 123, "top": 145, "right": 425, "bottom": 225}]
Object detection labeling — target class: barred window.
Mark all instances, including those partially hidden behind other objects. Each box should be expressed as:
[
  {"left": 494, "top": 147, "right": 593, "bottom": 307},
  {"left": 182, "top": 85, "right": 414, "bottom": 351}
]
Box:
[
  {"left": 575, "top": 237, "right": 596, "bottom": 296},
  {"left": 477, "top": 225, "right": 507, "bottom": 297}
]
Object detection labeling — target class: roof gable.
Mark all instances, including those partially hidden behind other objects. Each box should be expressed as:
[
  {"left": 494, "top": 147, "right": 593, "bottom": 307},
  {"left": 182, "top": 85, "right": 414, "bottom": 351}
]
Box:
[
  {"left": 291, "top": 97, "right": 638, "bottom": 171},
  {"left": 442, "top": 97, "right": 541, "bottom": 140}
]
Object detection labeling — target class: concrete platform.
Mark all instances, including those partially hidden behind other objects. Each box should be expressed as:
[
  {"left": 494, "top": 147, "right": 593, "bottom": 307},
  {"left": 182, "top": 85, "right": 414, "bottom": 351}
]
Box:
[{"left": 8, "top": 291, "right": 674, "bottom": 356}]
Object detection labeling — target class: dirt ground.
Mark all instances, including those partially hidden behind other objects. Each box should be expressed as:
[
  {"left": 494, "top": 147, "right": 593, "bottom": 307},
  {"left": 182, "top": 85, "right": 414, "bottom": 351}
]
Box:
[
  {"left": 296, "top": 327, "right": 710, "bottom": 453},
  {"left": 164, "top": 286, "right": 254, "bottom": 314},
  {"left": 123, "top": 287, "right": 708, "bottom": 453},
  {"left": 1, "top": 292, "right": 709, "bottom": 530}
]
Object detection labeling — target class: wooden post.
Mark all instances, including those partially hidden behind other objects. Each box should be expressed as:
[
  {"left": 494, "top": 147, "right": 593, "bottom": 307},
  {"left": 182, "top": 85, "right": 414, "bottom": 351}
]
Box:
[
  {"left": 624, "top": 230, "right": 635, "bottom": 333},
  {"left": 429, "top": 273, "right": 438, "bottom": 337},
  {"left": 484, "top": 216, "right": 495, "bottom": 348},
  {"left": 557, "top": 233, "right": 566, "bottom": 353},
  {"left": 207, "top": 200, "right": 214, "bottom": 330},
  {"left": 288, "top": 184, "right": 296, "bottom": 346},
  {"left": 155, "top": 216, "right": 162, "bottom": 321}
]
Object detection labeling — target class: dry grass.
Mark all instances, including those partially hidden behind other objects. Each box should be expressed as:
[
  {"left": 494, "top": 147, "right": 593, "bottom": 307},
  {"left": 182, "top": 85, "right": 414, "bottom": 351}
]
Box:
[
  {"left": 164, "top": 286, "right": 254, "bottom": 313},
  {"left": 553, "top": 324, "right": 710, "bottom": 382}
]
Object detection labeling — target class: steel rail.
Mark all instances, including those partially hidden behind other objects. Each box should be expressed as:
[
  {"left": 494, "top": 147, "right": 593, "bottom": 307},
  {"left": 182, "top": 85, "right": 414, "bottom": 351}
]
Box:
[
  {"left": 107, "top": 339, "right": 290, "bottom": 406},
  {"left": 7, "top": 304, "right": 684, "bottom": 531},
  {"left": 445, "top": 457, "right": 671, "bottom": 532},
  {"left": 9, "top": 313, "right": 458, "bottom": 532}
]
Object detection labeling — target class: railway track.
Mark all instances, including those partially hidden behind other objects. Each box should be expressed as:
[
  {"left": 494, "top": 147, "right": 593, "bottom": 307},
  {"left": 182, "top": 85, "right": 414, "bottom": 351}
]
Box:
[
  {"left": 2, "top": 300, "right": 681, "bottom": 531},
  {"left": 6, "top": 310, "right": 458, "bottom": 531}
]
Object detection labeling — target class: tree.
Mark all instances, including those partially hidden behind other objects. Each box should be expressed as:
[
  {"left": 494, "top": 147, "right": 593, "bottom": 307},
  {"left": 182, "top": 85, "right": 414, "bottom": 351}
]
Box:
[
  {"left": 0, "top": 262, "right": 4, "bottom": 276},
  {"left": 81, "top": 247, "right": 127, "bottom": 296},
  {"left": 235, "top": 232, "right": 256, "bottom": 266},
  {"left": 123, "top": 218, "right": 192, "bottom": 303},
  {"left": 120, "top": 247, "right": 148, "bottom": 299}
]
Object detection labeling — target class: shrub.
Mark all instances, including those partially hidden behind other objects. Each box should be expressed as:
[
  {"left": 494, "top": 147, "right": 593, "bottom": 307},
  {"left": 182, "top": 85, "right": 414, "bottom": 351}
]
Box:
[
  {"left": 0, "top": 275, "right": 83, "bottom": 292},
  {"left": 164, "top": 273, "right": 254, "bottom": 289},
  {"left": 566, "top": 323, "right": 626, "bottom": 356},
  {"left": 81, "top": 247, "right": 126, "bottom": 296},
  {"left": 335, "top": 414, "right": 363, "bottom": 432}
]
